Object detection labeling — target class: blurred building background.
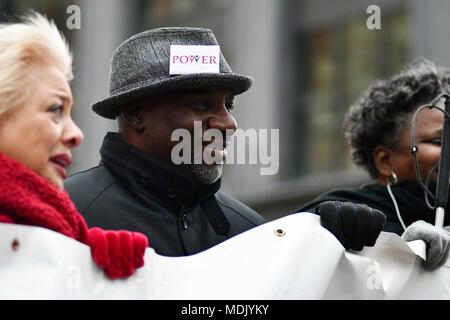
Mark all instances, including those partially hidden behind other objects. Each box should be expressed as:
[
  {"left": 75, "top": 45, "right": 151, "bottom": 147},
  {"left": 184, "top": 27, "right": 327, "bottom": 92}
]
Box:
[{"left": 2, "top": 0, "right": 450, "bottom": 220}]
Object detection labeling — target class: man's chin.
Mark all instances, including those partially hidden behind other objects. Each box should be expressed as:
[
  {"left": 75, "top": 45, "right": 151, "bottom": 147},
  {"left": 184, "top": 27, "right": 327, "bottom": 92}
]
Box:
[{"left": 189, "top": 163, "right": 223, "bottom": 185}]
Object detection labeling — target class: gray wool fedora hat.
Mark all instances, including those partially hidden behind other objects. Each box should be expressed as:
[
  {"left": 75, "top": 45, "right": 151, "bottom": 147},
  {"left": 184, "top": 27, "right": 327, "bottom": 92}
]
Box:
[{"left": 92, "top": 27, "right": 253, "bottom": 119}]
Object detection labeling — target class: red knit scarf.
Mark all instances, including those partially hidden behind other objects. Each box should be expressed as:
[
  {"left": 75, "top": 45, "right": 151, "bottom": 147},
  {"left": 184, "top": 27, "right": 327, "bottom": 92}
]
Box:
[{"left": 0, "top": 152, "right": 88, "bottom": 243}]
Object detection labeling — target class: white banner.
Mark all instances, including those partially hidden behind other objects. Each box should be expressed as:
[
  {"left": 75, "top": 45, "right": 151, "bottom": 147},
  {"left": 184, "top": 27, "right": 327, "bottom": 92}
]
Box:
[{"left": 0, "top": 213, "right": 448, "bottom": 299}]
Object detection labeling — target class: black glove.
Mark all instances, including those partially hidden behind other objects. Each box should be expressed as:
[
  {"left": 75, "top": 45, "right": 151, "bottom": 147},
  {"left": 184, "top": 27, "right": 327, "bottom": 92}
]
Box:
[{"left": 316, "top": 201, "right": 386, "bottom": 251}]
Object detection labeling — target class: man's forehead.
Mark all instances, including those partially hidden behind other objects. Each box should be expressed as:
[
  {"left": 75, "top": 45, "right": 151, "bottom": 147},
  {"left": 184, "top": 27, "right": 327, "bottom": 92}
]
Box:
[{"left": 137, "top": 87, "right": 234, "bottom": 108}]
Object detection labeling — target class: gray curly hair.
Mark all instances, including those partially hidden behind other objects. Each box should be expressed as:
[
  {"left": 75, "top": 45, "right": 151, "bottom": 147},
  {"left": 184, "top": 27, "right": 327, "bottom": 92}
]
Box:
[{"left": 343, "top": 57, "right": 450, "bottom": 178}]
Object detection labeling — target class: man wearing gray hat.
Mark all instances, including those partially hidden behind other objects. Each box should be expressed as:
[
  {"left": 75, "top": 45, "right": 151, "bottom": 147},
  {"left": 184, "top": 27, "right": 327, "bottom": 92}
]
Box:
[
  {"left": 65, "top": 27, "right": 267, "bottom": 256},
  {"left": 66, "top": 27, "right": 387, "bottom": 257}
]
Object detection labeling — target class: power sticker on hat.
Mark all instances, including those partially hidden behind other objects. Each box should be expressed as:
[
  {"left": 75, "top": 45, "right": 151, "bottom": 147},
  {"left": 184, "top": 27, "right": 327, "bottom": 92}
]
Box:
[{"left": 169, "top": 45, "right": 220, "bottom": 75}]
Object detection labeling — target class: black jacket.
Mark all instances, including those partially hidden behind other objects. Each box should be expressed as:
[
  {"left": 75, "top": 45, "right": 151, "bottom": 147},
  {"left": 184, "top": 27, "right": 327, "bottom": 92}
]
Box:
[
  {"left": 65, "top": 133, "right": 266, "bottom": 256},
  {"left": 297, "top": 180, "right": 450, "bottom": 235}
]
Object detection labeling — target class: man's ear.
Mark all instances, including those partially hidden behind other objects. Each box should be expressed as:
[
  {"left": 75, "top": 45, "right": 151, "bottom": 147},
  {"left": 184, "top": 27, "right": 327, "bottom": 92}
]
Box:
[
  {"left": 373, "top": 145, "right": 393, "bottom": 179},
  {"left": 120, "top": 104, "right": 146, "bottom": 133}
]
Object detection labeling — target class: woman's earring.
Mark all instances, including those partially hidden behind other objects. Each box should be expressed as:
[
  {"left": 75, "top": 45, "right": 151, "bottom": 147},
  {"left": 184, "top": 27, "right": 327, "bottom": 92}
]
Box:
[{"left": 388, "top": 171, "right": 398, "bottom": 185}]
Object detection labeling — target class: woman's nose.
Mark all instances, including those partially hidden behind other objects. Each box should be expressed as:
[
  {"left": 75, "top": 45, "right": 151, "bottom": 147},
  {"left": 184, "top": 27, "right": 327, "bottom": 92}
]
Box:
[{"left": 63, "top": 117, "right": 84, "bottom": 148}]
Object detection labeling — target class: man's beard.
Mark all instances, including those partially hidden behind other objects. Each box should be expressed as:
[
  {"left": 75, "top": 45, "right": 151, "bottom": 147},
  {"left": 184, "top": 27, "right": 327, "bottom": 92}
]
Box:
[
  {"left": 189, "top": 163, "right": 223, "bottom": 185},
  {"left": 173, "top": 143, "right": 225, "bottom": 185}
]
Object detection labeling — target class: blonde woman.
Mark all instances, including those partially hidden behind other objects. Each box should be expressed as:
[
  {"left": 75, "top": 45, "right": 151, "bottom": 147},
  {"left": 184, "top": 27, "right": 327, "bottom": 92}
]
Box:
[{"left": 0, "top": 12, "right": 148, "bottom": 279}]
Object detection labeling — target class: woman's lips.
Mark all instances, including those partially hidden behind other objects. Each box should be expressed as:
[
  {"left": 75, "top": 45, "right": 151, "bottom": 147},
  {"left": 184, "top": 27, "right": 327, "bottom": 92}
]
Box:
[{"left": 50, "top": 154, "right": 72, "bottom": 179}]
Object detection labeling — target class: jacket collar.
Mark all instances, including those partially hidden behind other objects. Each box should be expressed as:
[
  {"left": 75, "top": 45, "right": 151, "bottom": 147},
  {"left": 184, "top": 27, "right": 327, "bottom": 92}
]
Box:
[
  {"left": 99, "top": 132, "right": 221, "bottom": 208},
  {"left": 364, "top": 179, "right": 450, "bottom": 226}
]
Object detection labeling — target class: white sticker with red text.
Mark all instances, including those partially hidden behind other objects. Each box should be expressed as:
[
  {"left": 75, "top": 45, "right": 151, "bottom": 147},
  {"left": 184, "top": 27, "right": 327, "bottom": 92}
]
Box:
[{"left": 169, "top": 45, "right": 220, "bottom": 75}]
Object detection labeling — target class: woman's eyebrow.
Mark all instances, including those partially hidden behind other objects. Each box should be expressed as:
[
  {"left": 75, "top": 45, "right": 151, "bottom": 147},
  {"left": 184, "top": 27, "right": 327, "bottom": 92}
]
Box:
[{"left": 53, "top": 90, "right": 73, "bottom": 106}]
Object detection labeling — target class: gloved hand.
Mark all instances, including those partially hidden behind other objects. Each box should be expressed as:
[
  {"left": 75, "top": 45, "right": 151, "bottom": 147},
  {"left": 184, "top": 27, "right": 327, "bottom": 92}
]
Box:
[
  {"left": 316, "top": 201, "right": 386, "bottom": 251},
  {"left": 401, "top": 220, "right": 450, "bottom": 271},
  {"left": 87, "top": 228, "right": 148, "bottom": 279}
]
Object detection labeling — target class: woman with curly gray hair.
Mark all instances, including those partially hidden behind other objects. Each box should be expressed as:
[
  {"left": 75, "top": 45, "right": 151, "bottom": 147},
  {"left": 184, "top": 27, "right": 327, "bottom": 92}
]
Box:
[
  {"left": 345, "top": 58, "right": 450, "bottom": 186},
  {"left": 298, "top": 57, "right": 450, "bottom": 250},
  {"left": 298, "top": 58, "right": 450, "bottom": 270}
]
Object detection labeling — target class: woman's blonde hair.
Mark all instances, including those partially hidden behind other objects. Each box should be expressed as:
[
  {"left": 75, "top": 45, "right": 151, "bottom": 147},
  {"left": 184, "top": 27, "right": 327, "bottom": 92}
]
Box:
[{"left": 0, "top": 11, "right": 73, "bottom": 115}]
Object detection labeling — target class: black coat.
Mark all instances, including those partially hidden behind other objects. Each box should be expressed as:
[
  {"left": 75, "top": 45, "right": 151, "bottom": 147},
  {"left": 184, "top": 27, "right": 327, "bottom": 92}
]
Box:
[
  {"left": 297, "top": 180, "right": 450, "bottom": 235},
  {"left": 65, "top": 133, "right": 266, "bottom": 257}
]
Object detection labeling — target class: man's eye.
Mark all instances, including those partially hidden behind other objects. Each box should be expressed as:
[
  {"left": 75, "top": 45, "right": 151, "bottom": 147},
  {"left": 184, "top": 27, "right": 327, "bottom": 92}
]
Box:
[{"left": 191, "top": 100, "right": 210, "bottom": 110}]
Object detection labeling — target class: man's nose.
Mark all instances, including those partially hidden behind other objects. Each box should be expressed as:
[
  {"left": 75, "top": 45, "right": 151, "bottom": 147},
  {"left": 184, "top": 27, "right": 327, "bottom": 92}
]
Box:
[{"left": 208, "top": 107, "right": 238, "bottom": 132}]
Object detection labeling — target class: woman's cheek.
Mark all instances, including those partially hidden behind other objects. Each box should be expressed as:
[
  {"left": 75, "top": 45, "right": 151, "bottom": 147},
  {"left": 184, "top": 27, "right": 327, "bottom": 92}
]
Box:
[{"left": 419, "top": 147, "right": 441, "bottom": 179}]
